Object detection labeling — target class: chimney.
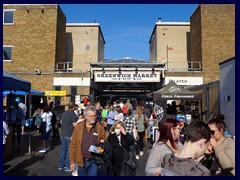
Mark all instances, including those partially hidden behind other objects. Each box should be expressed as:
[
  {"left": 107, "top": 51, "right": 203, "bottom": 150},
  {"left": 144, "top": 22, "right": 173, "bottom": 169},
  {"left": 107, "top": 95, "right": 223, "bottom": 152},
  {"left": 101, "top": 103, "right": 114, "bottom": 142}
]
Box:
[{"left": 158, "top": 18, "right": 162, "bottom": 22}]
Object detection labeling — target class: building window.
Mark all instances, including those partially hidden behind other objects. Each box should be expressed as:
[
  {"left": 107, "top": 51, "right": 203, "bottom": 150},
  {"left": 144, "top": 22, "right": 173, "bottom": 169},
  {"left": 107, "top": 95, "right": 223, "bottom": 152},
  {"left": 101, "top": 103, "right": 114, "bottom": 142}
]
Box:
[
  {"left": 85, "top": 45, "right": 91, "bottom": 50},
  {"left": 3, "top": 9, "right": 15, "bottom": 25},
  {"left": 70, "top": 86, "right": 77, "bottom": 102},
  {"left": 3, "top": 46, "right": 12, "bottom": 61}
]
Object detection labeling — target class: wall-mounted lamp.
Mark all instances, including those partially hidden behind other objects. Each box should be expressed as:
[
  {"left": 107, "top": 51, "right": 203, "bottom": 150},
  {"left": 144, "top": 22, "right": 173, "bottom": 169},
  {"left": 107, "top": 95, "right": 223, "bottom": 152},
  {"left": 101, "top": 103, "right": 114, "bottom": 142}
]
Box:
[
  {"left": 26, "top": 8, "right": 30, "bottom": 13},
  {"left": 118, "top": 68, "right": 121, "bottom": 74},
  {"left": 41, "top": 7, "right": 44, "bottom": 13},
  {"left": 102, "top": 68, "right": 105, "bottom": 74},
  {"left": 224, "top": 96, "right": 230, "bottom": 101},
  {"left": 35, "top": 69, "right": 41, "bottom": 75},
  {"left": 135, "top": 68, "right": 138, "bottom": 74},
  {"left": 152, "top": 68, "right": 155, "bottom": 74}
]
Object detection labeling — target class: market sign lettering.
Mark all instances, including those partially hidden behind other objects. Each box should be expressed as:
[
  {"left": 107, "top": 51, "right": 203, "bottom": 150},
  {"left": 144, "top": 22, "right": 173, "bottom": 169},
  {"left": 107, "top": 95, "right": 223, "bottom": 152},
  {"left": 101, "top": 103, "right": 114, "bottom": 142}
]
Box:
[
  {"left": 94, "top": 71, "right": 161, "bottom": 82},
  {"left": 161, "top": 94, "right": 195, "bottom": 99}
]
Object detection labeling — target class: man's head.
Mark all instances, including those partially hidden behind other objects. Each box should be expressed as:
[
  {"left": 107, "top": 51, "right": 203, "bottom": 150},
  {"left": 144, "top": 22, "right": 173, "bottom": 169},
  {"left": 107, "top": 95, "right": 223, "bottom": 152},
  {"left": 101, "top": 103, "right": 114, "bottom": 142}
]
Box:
[
  {"left": 184, "top": 121, "right": 211, "bottom": 159},
  {"left": 179, "top": 117, "right": 185, "bottom": 125},
  {"left": 84, "top": 106, "right": 97, "bottom": 125},
  {"left": 68, "top": 102, "right": 75, "bottom": 111}
]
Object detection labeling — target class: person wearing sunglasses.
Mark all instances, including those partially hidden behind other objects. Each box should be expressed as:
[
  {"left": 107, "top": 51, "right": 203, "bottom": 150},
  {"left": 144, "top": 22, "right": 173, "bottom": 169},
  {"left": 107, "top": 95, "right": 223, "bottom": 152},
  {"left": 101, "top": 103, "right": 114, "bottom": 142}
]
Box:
[{"left": 207, "top": 114, "right": 235, "bottom": 176}]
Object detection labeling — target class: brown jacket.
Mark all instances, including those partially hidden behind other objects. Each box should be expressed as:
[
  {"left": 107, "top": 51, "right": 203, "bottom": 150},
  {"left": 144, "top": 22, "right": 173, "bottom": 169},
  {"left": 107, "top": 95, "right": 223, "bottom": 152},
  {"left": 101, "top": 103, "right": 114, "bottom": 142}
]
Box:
[{"left": 69, "top": 121, "right": 107, "bottom": 167}]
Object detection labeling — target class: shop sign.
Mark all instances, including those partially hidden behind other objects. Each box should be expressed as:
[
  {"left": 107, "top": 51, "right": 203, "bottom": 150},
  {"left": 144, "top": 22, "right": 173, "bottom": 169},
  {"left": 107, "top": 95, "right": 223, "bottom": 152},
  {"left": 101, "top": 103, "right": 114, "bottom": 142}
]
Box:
[
  {"left": 165, "top": 77, "right": 203, "bottom": 85},
  {"left": 94, "top": 71, "right": 161, "bottom": 82},
  {"left": 45, "top": 91, "right": 66, "bottom": 96}
]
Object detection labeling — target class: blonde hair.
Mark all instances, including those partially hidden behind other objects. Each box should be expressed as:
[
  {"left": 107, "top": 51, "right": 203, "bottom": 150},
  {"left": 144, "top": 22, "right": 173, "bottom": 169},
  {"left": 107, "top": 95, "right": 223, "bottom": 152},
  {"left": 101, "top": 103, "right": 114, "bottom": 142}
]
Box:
[
  {"left": 109, "top": 121, "right": 126, "bottom": 133},
  {"left": 135, "top": 106, "right": 143, "bottom": 120}
]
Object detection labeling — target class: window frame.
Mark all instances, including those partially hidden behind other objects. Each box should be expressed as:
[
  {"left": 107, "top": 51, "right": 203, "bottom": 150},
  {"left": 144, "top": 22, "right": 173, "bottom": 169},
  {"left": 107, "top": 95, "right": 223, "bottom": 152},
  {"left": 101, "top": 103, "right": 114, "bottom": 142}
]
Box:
[
  {"left": 3, "top": 45, "right": 13, "bottom": 61},
  {"left": 3, "top": 9, "right": 16, "bottom": 25}
]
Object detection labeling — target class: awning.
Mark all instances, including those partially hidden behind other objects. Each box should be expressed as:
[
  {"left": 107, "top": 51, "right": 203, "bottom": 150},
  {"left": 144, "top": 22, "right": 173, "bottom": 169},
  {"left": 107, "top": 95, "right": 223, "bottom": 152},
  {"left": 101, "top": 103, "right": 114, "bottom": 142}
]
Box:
[
  {"left": 3, "top": 70, "right": 31, "bottom": 92},
  {"left": 3, "top": 89, "right": 44, "bottom": 97}
]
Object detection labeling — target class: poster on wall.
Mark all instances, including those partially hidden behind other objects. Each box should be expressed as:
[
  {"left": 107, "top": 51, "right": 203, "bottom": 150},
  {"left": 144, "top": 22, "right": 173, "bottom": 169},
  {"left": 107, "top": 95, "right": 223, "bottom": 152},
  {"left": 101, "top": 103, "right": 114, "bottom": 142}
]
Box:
[
  {"left": 154, "top": 99, "right": 167, "bottom": 122},
  {"left": 75, "top": 95, "right": 81, "bottom": 106}
]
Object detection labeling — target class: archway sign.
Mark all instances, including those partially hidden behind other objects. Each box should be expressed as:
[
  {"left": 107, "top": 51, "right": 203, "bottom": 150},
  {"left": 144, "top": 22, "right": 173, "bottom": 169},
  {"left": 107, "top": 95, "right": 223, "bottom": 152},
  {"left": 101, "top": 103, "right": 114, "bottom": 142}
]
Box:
[{"left": 151, "top": 81, "right": 201, "bottom": 122}]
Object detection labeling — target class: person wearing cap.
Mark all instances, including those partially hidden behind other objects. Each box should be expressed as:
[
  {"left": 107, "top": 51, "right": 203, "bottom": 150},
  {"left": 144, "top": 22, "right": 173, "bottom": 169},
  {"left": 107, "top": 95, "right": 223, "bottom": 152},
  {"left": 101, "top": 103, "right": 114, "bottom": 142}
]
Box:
[{"left": 178, "top": 117, "right": 188, "bottom": 144}]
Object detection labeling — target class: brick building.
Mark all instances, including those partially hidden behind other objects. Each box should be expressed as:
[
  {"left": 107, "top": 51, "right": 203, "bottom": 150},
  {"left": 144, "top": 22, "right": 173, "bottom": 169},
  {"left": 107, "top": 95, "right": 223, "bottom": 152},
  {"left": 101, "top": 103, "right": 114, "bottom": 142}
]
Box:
[
  {"left": 190, "top": 4, "right": 235, "bottom": 84},
  {"left": 3, "top": 4, "right": 105, "bottom": 105}
]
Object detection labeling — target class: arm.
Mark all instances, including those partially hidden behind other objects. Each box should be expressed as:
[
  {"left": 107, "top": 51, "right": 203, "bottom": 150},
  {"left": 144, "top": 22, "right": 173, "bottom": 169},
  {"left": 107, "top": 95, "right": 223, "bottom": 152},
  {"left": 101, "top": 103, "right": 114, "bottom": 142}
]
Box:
[
  {"left": 145, "top": 144, "right": 164, "bottom": 176},
  {"left": 214, "top": 139, "right": 235, "bottom": 171},
  {"left": 69, "top": 127, "right": 77, "bottom": 170}
]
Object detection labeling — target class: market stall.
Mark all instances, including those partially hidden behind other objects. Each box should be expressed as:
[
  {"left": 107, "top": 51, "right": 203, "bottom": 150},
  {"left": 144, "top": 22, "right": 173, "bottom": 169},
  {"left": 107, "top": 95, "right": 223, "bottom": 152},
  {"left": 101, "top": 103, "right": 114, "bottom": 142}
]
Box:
[
  {"left": 3, "top": 70, "right": 31, "bottom": 159},
  {"left": 151, "top": 81, "right": 201, "bottom": 123}
]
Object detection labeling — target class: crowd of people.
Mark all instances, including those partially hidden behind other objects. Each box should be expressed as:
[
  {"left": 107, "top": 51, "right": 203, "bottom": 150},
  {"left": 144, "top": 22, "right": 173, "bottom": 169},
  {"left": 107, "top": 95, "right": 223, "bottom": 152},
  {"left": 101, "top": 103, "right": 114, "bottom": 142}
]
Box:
[{"left": 3, "top": 98, "right": 235, "bottom": 176}]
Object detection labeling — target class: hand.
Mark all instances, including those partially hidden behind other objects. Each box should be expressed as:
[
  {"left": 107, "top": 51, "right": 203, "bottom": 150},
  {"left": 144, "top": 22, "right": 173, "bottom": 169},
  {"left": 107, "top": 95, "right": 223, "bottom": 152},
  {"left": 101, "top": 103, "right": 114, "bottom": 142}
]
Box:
[
  {"left": 210, "top": 138, "right": 217, "bottom": 148},
  {"left": 119, "top": 125, "right": 126, "bottom": 135},
  {"left": 70, "top": 164, "right": 75, "bottom": 171}
]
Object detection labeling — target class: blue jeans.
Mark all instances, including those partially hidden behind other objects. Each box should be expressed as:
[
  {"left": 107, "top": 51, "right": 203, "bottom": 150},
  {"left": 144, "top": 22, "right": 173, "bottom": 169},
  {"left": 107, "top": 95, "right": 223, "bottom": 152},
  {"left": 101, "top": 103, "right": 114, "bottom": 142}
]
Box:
[
  {"left": 129, "top": 131, "right": 135, "bottom": 152},
  {"left": 78, "top": 159, "right": 98, "bottom": 176},
  {"left": 59, "top": 136, "right": 71, "bottom": 168}
]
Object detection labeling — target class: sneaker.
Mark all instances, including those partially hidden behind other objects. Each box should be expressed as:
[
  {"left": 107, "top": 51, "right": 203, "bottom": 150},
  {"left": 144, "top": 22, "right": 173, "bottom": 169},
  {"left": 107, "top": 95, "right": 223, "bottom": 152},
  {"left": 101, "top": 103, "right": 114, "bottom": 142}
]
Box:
[
  {"left": 140, "top": 151, "right": 144, "bottom": 156},
  {"left": 72, "top": 170, "right": 78, "bottom": 176},
  {"left": 64, "top": 167, "right": 72, "bottom": 172},
  {"left": 135, "top": 155, "right": 139, "bottom": 160},
  {"left": 58, "top": 167, "right": 64, "bottom": 171},
  {"left": 39, "top": 149, "right": 48, "bottom": 153}
]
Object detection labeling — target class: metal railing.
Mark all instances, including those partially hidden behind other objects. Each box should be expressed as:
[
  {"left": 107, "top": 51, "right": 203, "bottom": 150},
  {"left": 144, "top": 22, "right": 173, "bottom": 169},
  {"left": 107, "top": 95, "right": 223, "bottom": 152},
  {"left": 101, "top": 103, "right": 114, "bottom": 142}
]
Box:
[
  {"left": 165, "top": 61, "right": 201, "bottom": 72},
  {"left": 55, "top": 60, "right": 201, "bottom": 73}
]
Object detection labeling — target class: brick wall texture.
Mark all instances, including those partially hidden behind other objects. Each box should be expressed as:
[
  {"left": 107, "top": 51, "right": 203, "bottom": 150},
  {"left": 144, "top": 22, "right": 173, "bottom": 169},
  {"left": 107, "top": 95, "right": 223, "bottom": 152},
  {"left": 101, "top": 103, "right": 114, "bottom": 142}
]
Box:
[{"left": 190, "top": 4, "right": 235, "bottom": 83}]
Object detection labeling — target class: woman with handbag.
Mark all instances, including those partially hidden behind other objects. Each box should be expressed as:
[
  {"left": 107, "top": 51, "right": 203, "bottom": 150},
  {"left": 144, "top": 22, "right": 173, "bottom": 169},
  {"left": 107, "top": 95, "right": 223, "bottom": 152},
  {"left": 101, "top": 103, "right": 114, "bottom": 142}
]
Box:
[{"left": 108, "top": 121, "right": 134, "bottom": 176}]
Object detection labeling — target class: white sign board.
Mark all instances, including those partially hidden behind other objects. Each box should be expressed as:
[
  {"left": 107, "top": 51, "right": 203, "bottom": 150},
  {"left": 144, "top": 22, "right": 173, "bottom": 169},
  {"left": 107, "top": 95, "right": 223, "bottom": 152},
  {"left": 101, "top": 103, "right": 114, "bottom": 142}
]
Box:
[
  {"left": 165, "top": 77, "right": 203, "bottom": 86},
  {"left": 53, "top": 77, "right": 90, "bottom": 86},
  {"left": 94, "top": 71, "right": 161, "bottom": 82}
]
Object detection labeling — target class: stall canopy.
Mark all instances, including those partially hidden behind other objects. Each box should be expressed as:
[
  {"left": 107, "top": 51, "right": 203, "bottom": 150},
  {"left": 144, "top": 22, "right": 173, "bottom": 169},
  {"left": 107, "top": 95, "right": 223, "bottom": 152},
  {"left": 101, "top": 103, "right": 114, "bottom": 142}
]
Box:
[
  {"left": 3, "top": 70, "right": 31, "bottom": 92},
  {"left": 3, "top": 89, "right": 44, "bottom": 97},
  {"left": 152, "top": 80, "right": 201, "bottom": 100},
  {"left": 150, "top": 81, "right": 201, "bottom": 122}
]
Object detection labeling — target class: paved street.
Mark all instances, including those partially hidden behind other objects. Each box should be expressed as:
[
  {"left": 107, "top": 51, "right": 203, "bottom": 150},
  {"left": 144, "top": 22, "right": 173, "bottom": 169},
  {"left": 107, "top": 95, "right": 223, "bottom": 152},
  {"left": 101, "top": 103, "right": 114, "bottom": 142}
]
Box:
[{"left": 3, "top": 130, "right": 152, "bottom": 176}]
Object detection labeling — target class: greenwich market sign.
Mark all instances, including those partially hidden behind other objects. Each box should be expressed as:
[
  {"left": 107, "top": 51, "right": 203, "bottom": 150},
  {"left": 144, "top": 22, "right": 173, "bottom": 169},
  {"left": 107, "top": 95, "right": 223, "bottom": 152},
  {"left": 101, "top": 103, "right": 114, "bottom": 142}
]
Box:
[{"left": 94, "top": 71, "right": 161, "bottom": 82}]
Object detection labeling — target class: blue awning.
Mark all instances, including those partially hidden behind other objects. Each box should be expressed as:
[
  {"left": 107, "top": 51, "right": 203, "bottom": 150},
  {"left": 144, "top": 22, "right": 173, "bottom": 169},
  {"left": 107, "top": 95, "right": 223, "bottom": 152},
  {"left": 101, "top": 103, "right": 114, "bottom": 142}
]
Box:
[
  {"left": 3, "top": 70, "right": 31, "bottom": 92},
  {"left": 3, "top": 89, "right": 44, "bottom": 96}
]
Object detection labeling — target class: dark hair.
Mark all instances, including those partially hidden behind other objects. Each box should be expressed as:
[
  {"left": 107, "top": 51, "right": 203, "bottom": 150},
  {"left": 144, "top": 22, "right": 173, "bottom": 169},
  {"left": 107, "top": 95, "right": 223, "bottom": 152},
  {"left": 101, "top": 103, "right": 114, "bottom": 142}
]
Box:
[
  {"left": 158, "top": 118, "right": 179, "bottom": 150},
  {"left": 128, "top": 109, "right": 133, "bottom": 115},
  {"left": 68, "top": 102, "right": 75, "bottom": 109},
  {"left": 208, "top": 113, "right": 226, "bottom": 132},
  {"left": 184, "top": 121, "right": 211, "bottom": 143},
  {"left": 43, "top": 105, "right": 50, "bottom": 112}
]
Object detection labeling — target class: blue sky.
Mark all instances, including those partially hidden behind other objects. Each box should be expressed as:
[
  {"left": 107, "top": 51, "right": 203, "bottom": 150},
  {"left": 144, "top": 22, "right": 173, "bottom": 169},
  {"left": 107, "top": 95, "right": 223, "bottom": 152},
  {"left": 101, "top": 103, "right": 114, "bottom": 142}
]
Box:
[{"left": 60, "top": 4, "right": 199, "bottom": 60}]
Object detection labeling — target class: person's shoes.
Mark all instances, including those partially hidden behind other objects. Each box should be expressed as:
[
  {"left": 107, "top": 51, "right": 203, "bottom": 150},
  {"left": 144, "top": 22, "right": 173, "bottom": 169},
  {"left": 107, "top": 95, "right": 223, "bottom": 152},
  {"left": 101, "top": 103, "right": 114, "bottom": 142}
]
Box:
[
  {"left": 64, "top": 167, "right": 72, "bottom": 172},
  {"left": 72, "top": 170, "right": 78, "bottom": 176},
  {"left": 140, "top": 151, "right": 144, "bottom": 156},
  {"left": 135, "top": 155, "right": 139, "bottom": 160},
  {"left": 39, "top": 149, "right": 48, "bottom": 153},
  {"left": 58, "top": 167, "right": 64, "bottom": 171}
]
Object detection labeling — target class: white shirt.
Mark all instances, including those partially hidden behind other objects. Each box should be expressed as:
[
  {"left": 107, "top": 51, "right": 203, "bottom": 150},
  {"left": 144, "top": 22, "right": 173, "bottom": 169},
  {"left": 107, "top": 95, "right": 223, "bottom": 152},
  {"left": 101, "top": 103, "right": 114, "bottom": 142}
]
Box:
[
  {"left": 3, "top": 121, "right": 10, "bottom": 144},
  {"left": 114, "top": 112, "right": 124, "bottom": 122},
  {"left": 41, "top": 112, "right": 53, "bottom": 132}
]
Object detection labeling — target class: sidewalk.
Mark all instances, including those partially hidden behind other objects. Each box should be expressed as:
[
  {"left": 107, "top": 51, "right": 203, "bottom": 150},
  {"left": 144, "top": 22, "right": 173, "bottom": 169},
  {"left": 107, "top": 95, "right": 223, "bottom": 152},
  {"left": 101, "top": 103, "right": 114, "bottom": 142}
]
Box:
[{"left": 3, "top": 130, "right": 151, "bottom": 176}]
